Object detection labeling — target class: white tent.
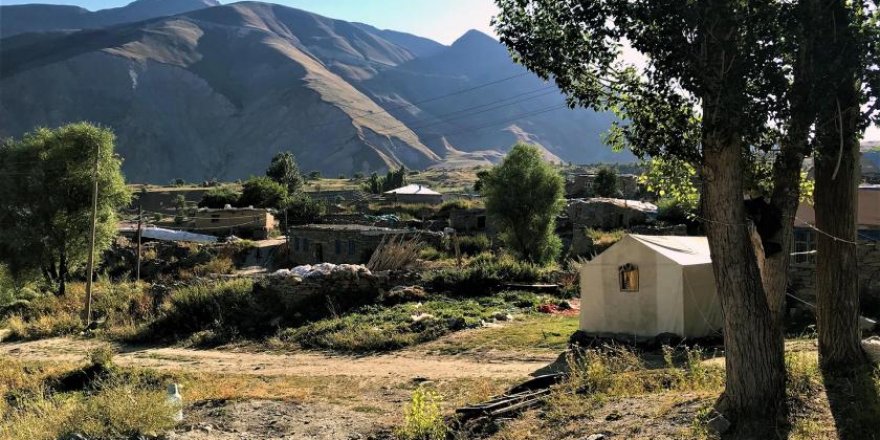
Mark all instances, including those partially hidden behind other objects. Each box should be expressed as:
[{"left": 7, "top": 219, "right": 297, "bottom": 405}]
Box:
[{"left": 579, "top": 234, "right": 722, "bottom": 339}]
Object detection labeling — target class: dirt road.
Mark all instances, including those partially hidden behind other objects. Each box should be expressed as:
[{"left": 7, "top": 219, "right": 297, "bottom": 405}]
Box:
[{"left": 0, "top": 337, "right": 557, "bottom": 379}]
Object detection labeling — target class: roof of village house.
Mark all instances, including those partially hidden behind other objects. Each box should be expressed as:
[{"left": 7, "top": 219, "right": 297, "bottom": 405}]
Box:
[
  {"left": 290, "top": 223, "right": 442, "bottom": 237},
  {"left": 384, "top": 184, "right": 441, "bottom": 196},
  {"left": 197, "top": 205, "right": 274, "bottom": 213},
  {"left": 628, "top": 234, "right": 711, "bottom": 266},
  {"left": 569, "top": 197, "right": 658, "bottom": 213}
]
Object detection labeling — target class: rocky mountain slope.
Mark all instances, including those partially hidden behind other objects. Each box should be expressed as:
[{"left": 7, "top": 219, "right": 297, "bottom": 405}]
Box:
[{"left": 0, "top": 0, "right": 627, "bottom": 183}]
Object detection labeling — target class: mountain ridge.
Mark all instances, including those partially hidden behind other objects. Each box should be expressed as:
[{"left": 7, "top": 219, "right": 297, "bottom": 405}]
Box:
[{"left": 0, "top": 1, "right": 628, "bottom": 183}]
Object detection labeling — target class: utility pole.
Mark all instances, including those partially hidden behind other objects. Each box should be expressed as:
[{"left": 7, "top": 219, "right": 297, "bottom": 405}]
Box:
[
  {"left": 284, "top": 209, "right": 290, "bottom": 264},
  {"left": 84, "top": 145, "right": 100, "bottom": 327},
  {"left": 136, "top": 202, "right": 142, "bottom": 282}
]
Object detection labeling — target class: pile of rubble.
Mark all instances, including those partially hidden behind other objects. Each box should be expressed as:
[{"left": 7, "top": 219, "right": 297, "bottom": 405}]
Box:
[
  {"left": 271, "top": 263, "right": 372, "bottom": 279},
  {"left": 255, "top": 264, "right": 420, "bottom": 324}
]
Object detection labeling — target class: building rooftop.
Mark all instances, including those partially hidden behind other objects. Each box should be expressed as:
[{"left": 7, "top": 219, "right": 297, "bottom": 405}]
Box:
[
  {"left": 384, "top": 184, "right": 441, "bottom": 196},
  {"left": 630, "top": 234, "right": 711, "bottom": 266}
]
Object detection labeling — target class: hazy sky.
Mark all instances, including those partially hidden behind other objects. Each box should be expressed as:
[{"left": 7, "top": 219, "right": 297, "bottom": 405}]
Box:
[{"left": 2, "top": 0, "right": 878, "bottom": 139}]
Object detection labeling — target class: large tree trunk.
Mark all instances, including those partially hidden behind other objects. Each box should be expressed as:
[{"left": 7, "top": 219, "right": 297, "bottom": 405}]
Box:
[
  {"left": 698, "top": 1, "right": 786, "bottom": 427},
  {"left": 812, "top": 0, "right": 864, "bottom": 371},
  {"left": 702, "top": 140, "right": 787, "bottom": 424}
]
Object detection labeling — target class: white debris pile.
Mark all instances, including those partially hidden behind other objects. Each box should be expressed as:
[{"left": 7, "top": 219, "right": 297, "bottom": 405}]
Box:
[
  {"left": 272, "top": 263, "right": 372, "bottom": 279},
  {"left": 863, "top": 336, "right": 880, "bottom": 365}
]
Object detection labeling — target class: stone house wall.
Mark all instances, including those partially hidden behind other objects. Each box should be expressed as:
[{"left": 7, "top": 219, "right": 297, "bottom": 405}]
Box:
[
  {"left": 287, "top": 225, "right": 440, "bottom": 265},
  {"left": 788, "top": 228, "right": 880, "bottom": 314}
]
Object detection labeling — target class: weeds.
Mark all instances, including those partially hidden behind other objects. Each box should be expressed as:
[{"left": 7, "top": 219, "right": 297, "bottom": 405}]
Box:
[{"left": 396, "top": 387, "right": 447, "bottom": 440}]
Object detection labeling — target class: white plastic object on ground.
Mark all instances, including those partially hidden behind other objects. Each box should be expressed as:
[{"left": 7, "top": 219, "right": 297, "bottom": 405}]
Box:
[{"left": 167, "top": 383, "right": 183, "bottom": 422}]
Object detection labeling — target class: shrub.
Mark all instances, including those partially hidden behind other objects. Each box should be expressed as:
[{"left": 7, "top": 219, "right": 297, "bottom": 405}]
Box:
[
  {"left": 396, "top": 387, "right": 447, "bottom": 440},
  {"left": 424, "top": 254, "right": 551, "bottom": 295},
  {"left": 656, "top": 198, "right": 693, "bottom": 223},
  {"left": 238, "top": 176, "right": 288, "bottom": 209},
  {"left": 148, "top": 279, "right": 256, "bottom": 342},
  {"left": 593, "top": 165, "right": 619, "bottom": 197},
  {"left": 198, "top": 186, "right": 241, "bottom": 208},
  {"left": 456, "top": 234, "right": 492, "bottom": 256}
]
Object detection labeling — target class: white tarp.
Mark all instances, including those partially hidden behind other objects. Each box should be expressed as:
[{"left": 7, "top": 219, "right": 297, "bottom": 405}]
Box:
[{"left": 139, "top": 227, "right": 217, "bottom": 243}]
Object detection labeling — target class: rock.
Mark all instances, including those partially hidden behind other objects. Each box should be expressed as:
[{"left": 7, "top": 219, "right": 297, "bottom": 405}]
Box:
[
  {"left": 493, "top": 312, "right": 513, "bottom": 321},
  {"left": 604, "top": 411, "right": 621, "bottom": 421},
  {"left": 585, "top": 434, "right": 606, "bottom": 440},
  {"left": 557, "top": 300, "right": 574, "bottom": 310},
  {"left": 707, "top": 414, "right": 731, "bottom": 435}
]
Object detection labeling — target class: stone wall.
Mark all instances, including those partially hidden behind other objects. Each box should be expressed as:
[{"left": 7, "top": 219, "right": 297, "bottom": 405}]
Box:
[
  {"left": 287, "top": 225, "right": 440, "bottom": 265},
  {"left": 788, "top": 234, "right": 880, "bottom": 315},
  {"left": 566, "top": 198, "right": 658, "bottom": 230}
]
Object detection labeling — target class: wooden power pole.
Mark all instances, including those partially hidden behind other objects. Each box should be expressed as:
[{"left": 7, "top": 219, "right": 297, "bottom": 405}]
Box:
[
  {"left": 84, "top": 145, "right": 100, "bottom": 326},
  {"left": 136, "top": 202, "right": 143, "bottom": 281}
]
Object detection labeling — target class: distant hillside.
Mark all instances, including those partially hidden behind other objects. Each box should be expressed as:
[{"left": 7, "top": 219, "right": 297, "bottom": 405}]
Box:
[
  {"left": 0, "top": 1, "right": 628, "bottom": 183},
  {"left": 0, "top": 0, "right": 220, "bottom": 37}
]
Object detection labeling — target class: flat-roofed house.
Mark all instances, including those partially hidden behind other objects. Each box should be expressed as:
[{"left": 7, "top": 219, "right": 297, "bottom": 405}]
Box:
[
  {"left": 191, "top": 206, "right": 276, "bottom": 239},
  {"left": 384, "top": 184, "right": 443, "bottom": 205}
]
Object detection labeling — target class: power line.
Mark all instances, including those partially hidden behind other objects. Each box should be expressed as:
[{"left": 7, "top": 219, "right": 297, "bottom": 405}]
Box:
[{"left": 324, "top": 72, "right": 533, "bottom": 127}]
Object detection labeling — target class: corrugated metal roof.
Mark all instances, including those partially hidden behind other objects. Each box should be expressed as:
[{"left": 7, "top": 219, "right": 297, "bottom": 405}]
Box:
[
  {"left": 384, "top": 184, "right": 441, "bottom": 195},
  {"left": 630, "top": 234, "right": 711, "bottom": 266}
]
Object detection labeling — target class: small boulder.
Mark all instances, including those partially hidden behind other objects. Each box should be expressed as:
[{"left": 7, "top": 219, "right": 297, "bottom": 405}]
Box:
[{"left": 707, "top": 414, "right": 731, "bottom": 435}]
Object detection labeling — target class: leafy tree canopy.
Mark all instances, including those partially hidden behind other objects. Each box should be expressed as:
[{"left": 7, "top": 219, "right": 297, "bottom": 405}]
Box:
[
  {"left": 0, "top": 123, "right": 131, "bottom": 294},
  {"left": 198, "top": 186, "right": 242, "bottom": 209},
  {"left": 481, "top": 143, "right": 564, "bottom": 264},
  {"left": 266, "top": 151, "right": 303, "bottom": 195},
  {"left": 238, "top": 176, "right": 288, "bottom": 209}
]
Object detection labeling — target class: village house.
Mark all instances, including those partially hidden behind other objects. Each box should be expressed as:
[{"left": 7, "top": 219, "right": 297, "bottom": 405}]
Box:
[
  {"left": 190, "top": 206, "right": 277, "bottom": 239},
  {"left": 789, "top": 184, "right": 880, "bottom": 313},
  {"left": 580, "top": 234, "right": 722, "bottom": 339},
  {"left": 384, "top": 184, "right": 443, "bottom": 205},
  {"left": 287, "top": 224, "right": 440, "bottom": 264}
]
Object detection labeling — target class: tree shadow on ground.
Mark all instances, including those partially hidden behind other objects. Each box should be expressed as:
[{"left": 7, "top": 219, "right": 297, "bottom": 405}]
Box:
[{"left": 822, "top": 365, "right": 880, "bottom": 440}]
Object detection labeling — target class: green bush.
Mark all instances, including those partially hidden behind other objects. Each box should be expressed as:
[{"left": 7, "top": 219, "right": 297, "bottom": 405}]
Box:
[
  {"left": 457, "top": 234, "right": 492, "bottom": 256},
  {"left": 148, "top": 279, "right": 256, "bottom": 342},
  {"left": 424, "top": 254, "right": 551, "bottom": 295},
  {"left": 396, "top": 387, "right": 447, "bottom": 440},
  {"left": 198, "top": 186, "right": 241, "bottom": 208},
  {"left": 656, "top": 198, "right": 693, "bottom": 224}
]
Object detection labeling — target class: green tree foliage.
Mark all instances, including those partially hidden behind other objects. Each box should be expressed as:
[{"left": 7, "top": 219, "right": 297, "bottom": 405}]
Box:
[
  {"left": 0, "top": 123, "right": 131, "bottom": 295},
  {"left": 198, "top": 186, "right": 242, "bottom": 209},
  {"left": 307, "top": 170, "right": 322, "bottom": 180},
  {"left": 481, "top": 143, "right": 563, "bottom": 264},
  {"left": 265, "top": 151, "right": 303, "bottom": 195},
  {"left": 364, "top": 166, "right": 408, "bottom": 194},
  {"left": 238, "top": 176, "right": 288, "bottom": 209},
  {"left": 473, "top": 170, "right": 490, "bottom": 192},
  {"left": 286, "top": 195, "right": 325, "bottom": 225},
  {"left": 593, "top": 166, "right": 619, "bottom": 197}
]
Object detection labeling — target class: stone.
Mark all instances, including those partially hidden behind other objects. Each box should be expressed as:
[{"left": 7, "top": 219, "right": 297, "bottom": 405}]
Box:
[
  {"left": 585, "top": 434, "right": 606, "bottom": 440},
  {"left": 707, "top": 414, "right": 731, "bottom": 435}
]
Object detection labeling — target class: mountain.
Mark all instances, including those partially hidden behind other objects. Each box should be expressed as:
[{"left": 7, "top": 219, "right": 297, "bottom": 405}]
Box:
[
  {"left": 0, "top": 0, "right": 220, "bottom": 37},
  {"left": 0, "top": 1, "right": 627, "bottom": 183}
]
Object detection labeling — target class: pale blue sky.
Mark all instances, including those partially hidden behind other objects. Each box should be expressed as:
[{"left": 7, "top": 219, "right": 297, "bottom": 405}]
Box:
[{"left": 0, "top": 0, "right": 500, "bottom": 45}]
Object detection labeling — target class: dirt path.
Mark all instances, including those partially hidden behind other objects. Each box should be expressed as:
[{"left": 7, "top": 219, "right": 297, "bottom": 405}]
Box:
[{"left": 0, "top": 337, "right": 556, "bottom": 380}]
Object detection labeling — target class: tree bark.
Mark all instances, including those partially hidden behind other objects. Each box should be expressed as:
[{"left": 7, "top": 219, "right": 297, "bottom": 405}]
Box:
[
  {"left": 57, "top": 247, "right": 67, "bottom": 297},
  {"left": 812, "top": 0, "right": 865, "bottom": 371},
  {"left": 702, "top": 140, "right": 787, "bottom": 424},
  {"left": 698, "top": 1, "right": 786, "bottom": 425}
]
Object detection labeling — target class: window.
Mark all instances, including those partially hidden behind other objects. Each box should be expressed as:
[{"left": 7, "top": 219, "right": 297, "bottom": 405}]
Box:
[
  {"left": 792, "top": 229, "right": 816, "bottom": 265},
  {"left": 348, "top": 240, "right": 356, "bottom": 254},
  {"left": 293, "top": 237, "right": 300, "bottom": 251},
  {"left": 619, "top": 263, "right": 639, "bottom": 291},
  {"left": 302, "top": 238, "right": 310, "bottom": 251},
  {"left": 210, "top": 214, "right": 220, "bottom": 224},
  {"left": 335, "top": 240, "right": 342, "bottom": 255}
]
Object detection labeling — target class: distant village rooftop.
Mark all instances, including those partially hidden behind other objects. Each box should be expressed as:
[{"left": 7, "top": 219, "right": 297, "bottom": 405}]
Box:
[{"left": 383, "top": 184, "right": 441, "bottom": 196}]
